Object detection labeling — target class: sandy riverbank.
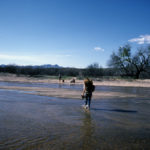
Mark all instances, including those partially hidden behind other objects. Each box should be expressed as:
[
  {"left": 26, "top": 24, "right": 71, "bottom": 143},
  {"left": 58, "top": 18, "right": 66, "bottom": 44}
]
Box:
[
  {"left": 0, "top": 74, "right": 150, "bottom": 87},
  {"left": 0, "top": 74, "right": 149, "bottom": 99},
  {"left": 0, "top": 85, "right": 141, "bottom": 100}
]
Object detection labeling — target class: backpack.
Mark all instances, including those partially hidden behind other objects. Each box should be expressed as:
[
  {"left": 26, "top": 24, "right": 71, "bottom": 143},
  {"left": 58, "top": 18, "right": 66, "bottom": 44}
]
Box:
[
  {"left": 85, "top": 80, "right": 95, "bottom": 92},
  {"left": 91, "top": 84, "right": 95, "bottom": 92}
]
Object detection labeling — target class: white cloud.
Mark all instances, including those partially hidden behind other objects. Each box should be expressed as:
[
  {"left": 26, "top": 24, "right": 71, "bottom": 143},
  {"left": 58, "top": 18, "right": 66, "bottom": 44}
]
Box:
[
  {"left": 94, "top": 47, "right": 104, "bottom": 52},
  {"left": 128, "top": 35, "right": 150, "bottom": 44}
]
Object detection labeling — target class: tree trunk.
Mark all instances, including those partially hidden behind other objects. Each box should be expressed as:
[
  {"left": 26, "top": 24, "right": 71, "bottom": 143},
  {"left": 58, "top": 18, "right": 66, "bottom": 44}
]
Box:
[{"left": 135, "top": 71, "right": 140, "bottom": 79}]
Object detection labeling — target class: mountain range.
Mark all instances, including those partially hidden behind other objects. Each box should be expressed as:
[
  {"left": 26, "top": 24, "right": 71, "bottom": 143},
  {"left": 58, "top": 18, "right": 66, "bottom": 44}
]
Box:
[{"left": 0, "top": 64, "right": 62, "bottom": 68}]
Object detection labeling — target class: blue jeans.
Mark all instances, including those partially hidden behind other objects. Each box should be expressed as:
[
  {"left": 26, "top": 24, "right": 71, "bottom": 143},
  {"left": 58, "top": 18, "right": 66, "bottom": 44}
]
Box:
[{"left": 85, "top": 93, "right": 92, "bottom": 108}]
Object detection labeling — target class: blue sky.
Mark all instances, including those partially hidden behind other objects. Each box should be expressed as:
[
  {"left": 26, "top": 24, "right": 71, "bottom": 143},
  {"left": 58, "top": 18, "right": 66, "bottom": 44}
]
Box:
[{"left": 0, "top": 0, "right": 150, "bottom": 68}]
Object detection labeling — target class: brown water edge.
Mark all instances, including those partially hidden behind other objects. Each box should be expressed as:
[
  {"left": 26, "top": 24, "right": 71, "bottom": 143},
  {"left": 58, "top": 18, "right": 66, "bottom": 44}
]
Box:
[{"left": 0, "top": 85, "right": 144, "bottom": 100}]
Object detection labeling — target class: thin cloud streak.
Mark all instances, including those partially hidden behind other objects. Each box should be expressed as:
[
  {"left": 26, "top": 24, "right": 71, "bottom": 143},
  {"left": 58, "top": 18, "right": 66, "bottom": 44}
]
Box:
[
  {"left": 0, "top": 54, "right": 37, "bottom": 61},
  {"left": 94, "top": 47, "right": 104, "bottom": 52},
  {"left": 128, "top": 35, "right": 150, "bottom": 44},
  {"left": 0, "top": 54, "right": 72, "bottom": 65},
  {"left": 55, "top": 54, "right": 71, "bottom": 57}
]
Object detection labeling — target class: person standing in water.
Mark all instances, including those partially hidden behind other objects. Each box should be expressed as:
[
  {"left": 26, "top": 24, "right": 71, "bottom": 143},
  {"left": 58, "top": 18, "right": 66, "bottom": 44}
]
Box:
[
  {"left": 81, "top": 78, "right": 95, "bottom": 109},
  {"left": 58, "top": 74, "right": 62, "bottom": 83}
]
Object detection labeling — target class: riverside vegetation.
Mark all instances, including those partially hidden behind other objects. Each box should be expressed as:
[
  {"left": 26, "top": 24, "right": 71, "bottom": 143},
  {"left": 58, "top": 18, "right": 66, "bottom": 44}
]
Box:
[{"left": 0, "top": 45, "right": 150, "bottom": 79}]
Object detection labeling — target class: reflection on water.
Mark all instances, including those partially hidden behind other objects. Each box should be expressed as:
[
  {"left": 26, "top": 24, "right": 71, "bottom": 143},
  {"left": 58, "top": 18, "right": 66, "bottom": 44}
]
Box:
[
  {"left": 80, "top": 112, "right": 97, "bottom": 150},
  {"left": 0, "top": 81, "right": 83, "bottom": 90}
]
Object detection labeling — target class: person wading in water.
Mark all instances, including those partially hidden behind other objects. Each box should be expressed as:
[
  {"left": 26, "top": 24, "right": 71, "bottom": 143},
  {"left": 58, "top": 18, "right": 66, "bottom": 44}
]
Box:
[
  {"left": 81, "top": 78, "right": 95, "bottom": 109},
  {"left": 58, "top": 74, "right": 62, "bottom": 83}
]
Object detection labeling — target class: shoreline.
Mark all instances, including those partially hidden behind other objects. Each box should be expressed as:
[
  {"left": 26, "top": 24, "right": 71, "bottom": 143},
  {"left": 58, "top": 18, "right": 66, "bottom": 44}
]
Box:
[
  {"left": 0, "top": 85, "right": 142, "bottom": 100},
  {"left": 0, "top": 74, "right": 149, "bottom": 99},
  {"left": 0, "top": 74, "right": 150, "bottom": 87}
]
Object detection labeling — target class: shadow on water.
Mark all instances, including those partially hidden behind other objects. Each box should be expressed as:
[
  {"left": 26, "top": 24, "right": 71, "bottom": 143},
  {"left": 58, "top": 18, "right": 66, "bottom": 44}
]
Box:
[{"left": 91, "top": 108, "right": 137, "bottom": 113}]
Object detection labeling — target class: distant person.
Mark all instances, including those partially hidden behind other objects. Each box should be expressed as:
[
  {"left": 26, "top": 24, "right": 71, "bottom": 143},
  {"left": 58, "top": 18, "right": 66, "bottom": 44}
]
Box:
[
  {"left": 81, "top": 78, "right": 95, "bottom": 109},
  {"left": 58, "top": 74, "right": 62, "bottom": 83},
  {"left": 70, "top": 78, "right": 75, "bottom": 84}
]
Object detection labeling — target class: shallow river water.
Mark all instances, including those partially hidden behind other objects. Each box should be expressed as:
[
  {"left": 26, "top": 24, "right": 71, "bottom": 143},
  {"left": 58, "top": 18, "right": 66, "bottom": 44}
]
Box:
[{"left": 0, "top": 82, "right": 150, "bottom": 150}]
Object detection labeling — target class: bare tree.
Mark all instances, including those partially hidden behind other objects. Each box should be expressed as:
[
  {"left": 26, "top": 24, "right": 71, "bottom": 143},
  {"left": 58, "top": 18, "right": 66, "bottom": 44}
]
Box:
[
  {"left": 108, "top": 45, "right": 150, "bottom": 79},
  {"left": 85, "top": 63, "right": 103, "bottom": 77}
]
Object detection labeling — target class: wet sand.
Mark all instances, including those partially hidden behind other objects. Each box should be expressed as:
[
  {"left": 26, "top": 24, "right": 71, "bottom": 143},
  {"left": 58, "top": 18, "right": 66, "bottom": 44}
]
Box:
[{"left": 0, "top": 85, "right": 143, "bottom": 100}]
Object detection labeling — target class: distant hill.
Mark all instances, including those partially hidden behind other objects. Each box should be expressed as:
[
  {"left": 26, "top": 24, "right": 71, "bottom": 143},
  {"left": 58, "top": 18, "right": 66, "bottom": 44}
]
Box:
[
  {"left": 40, "top": 64, "right": 62, "bottom": 68},
  {"left": 0, "top": 64, "right": 63, "bottom": 68}
]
